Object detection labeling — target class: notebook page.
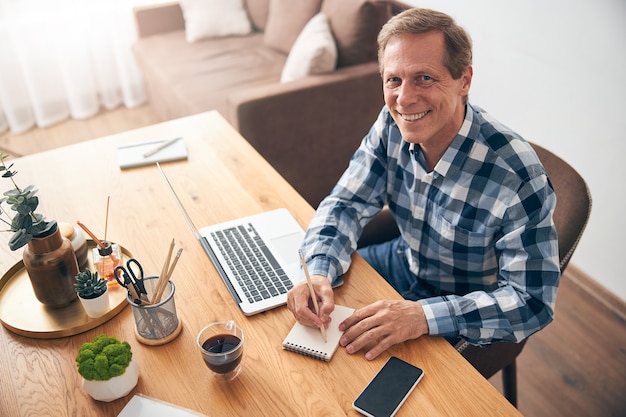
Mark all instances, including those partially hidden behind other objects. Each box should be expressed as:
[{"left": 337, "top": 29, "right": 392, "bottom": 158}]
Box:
[{"left": 282, "top": 305, "right": 355, "bottom": 362}]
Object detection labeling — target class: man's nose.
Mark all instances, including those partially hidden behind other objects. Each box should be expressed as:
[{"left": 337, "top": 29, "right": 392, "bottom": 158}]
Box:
[{"left": 397, "top": 82, "right": 418, "bottom": 106}]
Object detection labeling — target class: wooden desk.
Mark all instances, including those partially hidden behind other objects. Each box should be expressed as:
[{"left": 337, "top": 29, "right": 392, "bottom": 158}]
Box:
[{"left": 0, "top": 112, "right": 520, "bottom": 416}]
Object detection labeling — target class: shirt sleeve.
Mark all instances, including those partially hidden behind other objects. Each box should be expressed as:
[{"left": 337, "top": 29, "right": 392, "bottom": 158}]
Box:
[
  {"left": 302, "top": 108, "right": 391, "bottom": 283},
  {"left": 419, "top": 174, "right": 560, "bottom": 345}
]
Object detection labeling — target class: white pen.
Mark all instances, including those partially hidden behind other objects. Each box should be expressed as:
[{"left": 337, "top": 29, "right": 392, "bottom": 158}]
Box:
[{"left": 143, "top": 137, "right": 181, "bottom": 158}]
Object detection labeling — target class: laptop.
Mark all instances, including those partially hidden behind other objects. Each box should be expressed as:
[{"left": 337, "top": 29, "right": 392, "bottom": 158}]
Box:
[{"left": 157, "top": 163, "right": 306, "bottom": 315}]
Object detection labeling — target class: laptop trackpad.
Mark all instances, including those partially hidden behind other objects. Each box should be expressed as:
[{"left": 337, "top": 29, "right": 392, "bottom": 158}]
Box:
[{"left": 270, "top": 232, "right": 303, "bottom": 265}]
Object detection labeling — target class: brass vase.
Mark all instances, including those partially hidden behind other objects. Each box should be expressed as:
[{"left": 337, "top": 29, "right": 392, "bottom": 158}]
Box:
[{"left": 23, "top": 226, "right": 79, "bottom": 308}]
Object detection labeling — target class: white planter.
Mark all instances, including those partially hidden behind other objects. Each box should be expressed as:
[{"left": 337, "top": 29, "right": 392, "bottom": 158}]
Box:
[
  {"left": 78, "top": 290, "right": 109, "bottom": 319},
  {"left": 82, "top": 358, "right": 139, "bottom": 402}
]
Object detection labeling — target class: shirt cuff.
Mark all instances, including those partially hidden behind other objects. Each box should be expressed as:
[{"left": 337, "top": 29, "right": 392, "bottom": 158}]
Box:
[
  {"left": 419, "top": 297, "right": 459, "bottom": 338},
  {"left": 305, "top": 256, "right": 339, "bottom": 284}
]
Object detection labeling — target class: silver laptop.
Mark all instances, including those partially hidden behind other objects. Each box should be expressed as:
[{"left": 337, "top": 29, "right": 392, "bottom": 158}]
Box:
[{"left": 157, "top": 164, "right": 305, "bottom": 315}]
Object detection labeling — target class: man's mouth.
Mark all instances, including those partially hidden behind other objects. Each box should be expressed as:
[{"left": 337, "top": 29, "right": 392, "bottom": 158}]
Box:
[{"left": 398, "top": 110, "right": 430, "bottom": 121}]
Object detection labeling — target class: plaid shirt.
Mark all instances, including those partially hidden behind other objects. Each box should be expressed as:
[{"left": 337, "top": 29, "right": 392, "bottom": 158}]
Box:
[{"left": 303, "top": 103, "right": 560, "bottom": 345}]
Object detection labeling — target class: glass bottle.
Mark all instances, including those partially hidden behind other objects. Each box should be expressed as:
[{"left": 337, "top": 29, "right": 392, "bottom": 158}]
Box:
[{"left": 93, "top": 241, "right": 121, "bottom": 284}]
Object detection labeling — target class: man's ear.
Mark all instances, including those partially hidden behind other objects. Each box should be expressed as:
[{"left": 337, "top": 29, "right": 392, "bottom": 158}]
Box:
[{"left": 461, "top": 65, "right": 473, "bottom": 95}]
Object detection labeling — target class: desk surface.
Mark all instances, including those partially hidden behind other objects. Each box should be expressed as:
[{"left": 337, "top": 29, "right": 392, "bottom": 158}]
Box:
[{"left": 0, "top": 111, "right": 520, "bottom": 416}]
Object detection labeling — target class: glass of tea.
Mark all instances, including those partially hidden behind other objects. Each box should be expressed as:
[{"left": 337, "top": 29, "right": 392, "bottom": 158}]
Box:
[{"left": 196, "top": 320, "right": 244, "bottom": 381}]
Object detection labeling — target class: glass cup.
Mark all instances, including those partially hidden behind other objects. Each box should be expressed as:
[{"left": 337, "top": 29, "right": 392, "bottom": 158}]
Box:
[{"left": 196, "top": 320, "right": 244, "bottom": 382}]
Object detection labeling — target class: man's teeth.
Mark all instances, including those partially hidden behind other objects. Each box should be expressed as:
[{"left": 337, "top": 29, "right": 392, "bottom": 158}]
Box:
[{"left": 400, "top": 111, "right": 429, "bottom": 121}]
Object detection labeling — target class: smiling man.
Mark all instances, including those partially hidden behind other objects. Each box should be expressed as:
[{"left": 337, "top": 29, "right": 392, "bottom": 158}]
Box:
[{"left": 287, "top": 8, "right": 560, "bottom": 360}]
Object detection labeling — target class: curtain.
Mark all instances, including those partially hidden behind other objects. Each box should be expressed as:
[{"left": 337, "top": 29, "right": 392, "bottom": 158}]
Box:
[{"left": 0, "top": 0, "right": 166, "bottom": 134}]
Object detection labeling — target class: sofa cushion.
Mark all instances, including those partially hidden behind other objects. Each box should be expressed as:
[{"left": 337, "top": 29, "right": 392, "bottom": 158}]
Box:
[
  {"left": 180, "top": 0, "right": 252, "bottom": 42},
  {"left": 281, "top": 13, "right": 337, "bottom": 83},
  {"left": 245, "top": 0, "right": 270, "bottom": 31},
  {"left": 263, "top": 0, "right": 322, "bottom": 54},
  {"left": 322, "top": 0, "right": 391, "bottom": 67},
  {"left": 132, "top": 31, "right": 286, "bottom": 121}
]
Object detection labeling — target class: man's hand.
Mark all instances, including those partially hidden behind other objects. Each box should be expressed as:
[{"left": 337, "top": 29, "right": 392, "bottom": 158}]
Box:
[
  {"left": 287, "top": 275, "right": 334, "bottom": 329},
  {"left": 339, "top": 300, "right": 429, "bottom": 360}
]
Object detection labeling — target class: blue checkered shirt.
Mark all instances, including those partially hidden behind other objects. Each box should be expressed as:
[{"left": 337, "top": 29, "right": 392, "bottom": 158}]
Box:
[{"left": 303, "top": 103, "right": 560, "bottom": 345}]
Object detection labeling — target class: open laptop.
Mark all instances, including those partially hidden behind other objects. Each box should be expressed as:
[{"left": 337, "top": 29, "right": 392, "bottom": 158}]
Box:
[{"left": 157, "top": 163, "right": 306, "bottom": 315}]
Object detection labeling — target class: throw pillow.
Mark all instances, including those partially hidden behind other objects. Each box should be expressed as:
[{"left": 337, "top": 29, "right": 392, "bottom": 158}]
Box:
[
  {"left": 264, "top": 0, "right": 322, "bottom": 54},
  {"left": 180, "top": 0, "right": 252, "bottom": 43},
  {"left": 322, "top": 0, "right": 391, "bottom": 67},
  {"left": 281, "top": 13, "right": 337, "bottom": 83},
  {"left": 246, "top": 0, "right": 270, "bottom": 31}
]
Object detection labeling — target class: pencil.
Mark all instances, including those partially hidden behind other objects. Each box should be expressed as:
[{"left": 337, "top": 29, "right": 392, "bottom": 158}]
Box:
[
  {"left": 298, "top": 249, "right": 327, "bottom": 342},
  {"left": 143, "top": 137, "right": 181, "bottom": 158}
]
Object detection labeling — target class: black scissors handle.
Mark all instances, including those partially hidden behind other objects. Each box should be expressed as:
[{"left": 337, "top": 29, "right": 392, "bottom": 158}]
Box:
[{"left": 114, "top": 258, "right": 146, "bottom": 295}]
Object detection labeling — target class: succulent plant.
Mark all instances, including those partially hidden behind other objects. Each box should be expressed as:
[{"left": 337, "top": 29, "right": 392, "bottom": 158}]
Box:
[{"left": 74, "top": 270, "right": 107, "bottom": 299}]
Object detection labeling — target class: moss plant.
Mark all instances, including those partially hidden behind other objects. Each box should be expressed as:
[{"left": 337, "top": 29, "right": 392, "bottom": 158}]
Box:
[
  {"left": 74, "top": 270, "right": 107, "bottom": 299},
  {"left": 76, "top": 334, "right": 132, "bottom": 381}
]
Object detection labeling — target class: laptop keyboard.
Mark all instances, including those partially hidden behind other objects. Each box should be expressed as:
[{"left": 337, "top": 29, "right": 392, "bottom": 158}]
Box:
[{"left": 210, "top": 224, "right": 293, "bottom": 304}]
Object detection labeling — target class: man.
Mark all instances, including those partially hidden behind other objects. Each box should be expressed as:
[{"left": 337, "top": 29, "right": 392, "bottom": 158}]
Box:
[{"left": 287, "top": 8, "right": 560, "bottom": 361}]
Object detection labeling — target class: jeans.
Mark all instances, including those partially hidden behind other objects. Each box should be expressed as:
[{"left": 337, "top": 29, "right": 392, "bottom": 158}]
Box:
[{"left": 357, "top": 236, "right": 421, "bottom": 301}]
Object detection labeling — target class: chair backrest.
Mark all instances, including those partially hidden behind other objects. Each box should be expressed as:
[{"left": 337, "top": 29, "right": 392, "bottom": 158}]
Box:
[{"left": 530, "top": 142, "right": 592, "bottom": 272}]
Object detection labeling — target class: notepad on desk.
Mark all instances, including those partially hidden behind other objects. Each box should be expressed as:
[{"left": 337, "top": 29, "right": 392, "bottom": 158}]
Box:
[
  {"left": 118, "top": 137, "right": 187, "bottom": 169},
  {"left": 282, "top": 304, "right": 355, "bottom": 362}
]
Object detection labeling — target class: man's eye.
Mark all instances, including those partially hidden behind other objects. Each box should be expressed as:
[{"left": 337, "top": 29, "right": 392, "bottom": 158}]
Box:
[{"left": 416, "top": 75, "right": 435, "bottom": 86}]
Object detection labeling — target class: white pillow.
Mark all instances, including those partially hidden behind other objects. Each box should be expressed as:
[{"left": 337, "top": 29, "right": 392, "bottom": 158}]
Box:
[
  {"left": 280, "top": 13, "right": 337, "bottom": 83},
  {"left": 180, "top": 0, "right": 252, "bottom": 43}
]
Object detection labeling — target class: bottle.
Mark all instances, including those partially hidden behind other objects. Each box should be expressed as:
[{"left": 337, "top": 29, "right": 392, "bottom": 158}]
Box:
[
  {"left": 93, "top": 241, "right": 121, "bottom": 284},
  {"left": 58, "top": 222, "right": 88, "bottom": 271}
]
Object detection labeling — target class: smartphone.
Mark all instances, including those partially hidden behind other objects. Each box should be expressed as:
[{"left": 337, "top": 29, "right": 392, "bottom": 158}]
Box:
[{"left": 353, "top": 356, "right": 424, "bottom": 417}]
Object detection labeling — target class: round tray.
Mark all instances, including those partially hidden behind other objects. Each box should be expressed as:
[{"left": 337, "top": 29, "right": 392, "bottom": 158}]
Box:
[{"left": 0, "top": 241, "right": 133, "bottom": 339}]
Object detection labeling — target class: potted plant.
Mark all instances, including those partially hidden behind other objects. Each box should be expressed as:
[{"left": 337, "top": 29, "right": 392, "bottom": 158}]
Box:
[
  {"left": 74, "top": 270, "right": 109, "bottom": 318},
  {"left": 0, "top": 150, "right": 78, "bottom": 307},
  {"left": 76, "top": 334, "right": 139, "bottom": 402}
]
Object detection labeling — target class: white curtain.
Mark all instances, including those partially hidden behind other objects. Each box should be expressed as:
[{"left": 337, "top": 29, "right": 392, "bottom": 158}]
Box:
[{"left": 0, "top": 0, "right": 165, "bottom": 134}]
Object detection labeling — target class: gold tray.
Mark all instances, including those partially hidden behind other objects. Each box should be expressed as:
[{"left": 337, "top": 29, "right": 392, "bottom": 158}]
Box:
[{"left": 0, "top": 241, "right": 133, "bottom": 339}]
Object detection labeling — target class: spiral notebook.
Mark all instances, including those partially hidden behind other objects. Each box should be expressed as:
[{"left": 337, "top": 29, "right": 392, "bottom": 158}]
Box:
[{"left": 282, "top": 305, "right": 355, "bottom": 362}]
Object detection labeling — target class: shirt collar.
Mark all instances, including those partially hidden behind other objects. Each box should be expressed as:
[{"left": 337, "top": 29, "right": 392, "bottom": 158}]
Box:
[{"left": 405, "top": 104, "right": 476, "bottom": 177}]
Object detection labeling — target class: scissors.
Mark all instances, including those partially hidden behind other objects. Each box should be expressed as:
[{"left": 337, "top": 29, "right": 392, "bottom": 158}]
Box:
[{"left": 114, "top": 258, "right": 149, "bottom": 305}]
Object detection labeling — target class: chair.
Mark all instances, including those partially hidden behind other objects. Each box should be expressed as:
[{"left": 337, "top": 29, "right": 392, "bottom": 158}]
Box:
[{"left": 357, "top": 142, "right": 592, "bottom": 407}]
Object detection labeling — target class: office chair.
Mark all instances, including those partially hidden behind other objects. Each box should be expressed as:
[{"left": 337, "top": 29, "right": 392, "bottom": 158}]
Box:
[{"left": 357, "top": 142, "right": 592, "bottom": 407}]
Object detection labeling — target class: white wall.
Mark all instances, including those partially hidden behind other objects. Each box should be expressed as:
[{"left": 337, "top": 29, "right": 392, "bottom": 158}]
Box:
[{"left": 402, "top": 0, "right": 626, "bottom": 302}]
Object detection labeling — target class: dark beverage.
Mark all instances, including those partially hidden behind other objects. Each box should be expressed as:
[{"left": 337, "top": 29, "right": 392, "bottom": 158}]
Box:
[{"left": 201, "top": 334, "right": 243, "bottom": 374}]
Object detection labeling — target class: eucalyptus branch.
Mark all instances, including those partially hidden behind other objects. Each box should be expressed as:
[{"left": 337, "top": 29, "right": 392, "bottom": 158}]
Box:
[{"left": 0, "top": 149, "right": 56, "bottom": 250}]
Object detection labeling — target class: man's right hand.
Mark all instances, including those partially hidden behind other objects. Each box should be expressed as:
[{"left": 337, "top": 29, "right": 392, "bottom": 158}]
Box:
[{"left": 287, "top": 275, "right": 334, "bottom": 329}]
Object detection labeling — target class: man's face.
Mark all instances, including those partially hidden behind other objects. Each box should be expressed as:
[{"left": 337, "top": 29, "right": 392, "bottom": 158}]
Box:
[{"left": 382, "top": 31, "right": 472, "bottom": 151}]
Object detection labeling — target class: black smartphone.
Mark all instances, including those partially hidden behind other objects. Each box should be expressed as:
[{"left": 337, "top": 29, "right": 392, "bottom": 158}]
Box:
[{"left": 353, "top": 356, "right": 424, "bottom": 417}]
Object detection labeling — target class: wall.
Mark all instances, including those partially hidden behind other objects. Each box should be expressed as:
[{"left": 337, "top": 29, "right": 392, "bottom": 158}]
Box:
[{"left": 402, "top": 0, "right": 626, "bottom": 302}]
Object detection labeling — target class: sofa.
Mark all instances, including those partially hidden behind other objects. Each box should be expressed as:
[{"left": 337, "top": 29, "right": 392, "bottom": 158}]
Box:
[{"left": 132, "top": 0, "right": 409, "bottom": 207}]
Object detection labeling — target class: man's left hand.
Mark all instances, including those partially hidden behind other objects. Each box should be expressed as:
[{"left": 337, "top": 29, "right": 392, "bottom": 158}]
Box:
[{"left": 339, "top": 300, "right": 429, "bottom": 360}]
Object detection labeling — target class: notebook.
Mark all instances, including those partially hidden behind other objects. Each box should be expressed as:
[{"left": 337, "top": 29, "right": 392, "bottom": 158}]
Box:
[
  {"left": 158, "top": 163, "right": 327, "bottom": 316},
  {"left": 282, "top": 304, "right": 355, "bottom": 362},
  {"left": 118, "top": 137, "right": 187, "bottom": 169},
  {"left": 118, "top": 394, "right": 207, "bottom": 417}
]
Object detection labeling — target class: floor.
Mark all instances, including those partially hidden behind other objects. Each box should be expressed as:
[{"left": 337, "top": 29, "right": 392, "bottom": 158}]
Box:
[{"left": 1, "top": 106, "right": 625, "bottom": 417}]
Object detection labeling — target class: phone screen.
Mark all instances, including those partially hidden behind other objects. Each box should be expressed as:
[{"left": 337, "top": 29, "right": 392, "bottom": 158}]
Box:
[{"left": 353, "top": 356, "right": 424, "bottom": 417}]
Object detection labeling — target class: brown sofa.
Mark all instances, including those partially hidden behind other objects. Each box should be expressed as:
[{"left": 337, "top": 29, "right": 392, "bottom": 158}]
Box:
[{"left": 132, "top": 0, "right": 409, "bottom": 207}]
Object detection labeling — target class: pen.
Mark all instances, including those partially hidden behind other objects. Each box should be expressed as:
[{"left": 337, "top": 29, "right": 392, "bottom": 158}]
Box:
[
  {"left": 298, "top": 249, "right": 327, "bottom": 342},
  {"left": 143, "top": 137, "right": 181, "bottom": 158}
]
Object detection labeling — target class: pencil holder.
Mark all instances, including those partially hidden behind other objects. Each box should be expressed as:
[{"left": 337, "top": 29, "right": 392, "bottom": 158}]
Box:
[{"left": 127, "top": 276, "right": 182, "bottom": 345}]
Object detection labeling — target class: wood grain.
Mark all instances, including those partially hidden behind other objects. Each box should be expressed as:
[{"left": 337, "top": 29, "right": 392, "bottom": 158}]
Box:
[{"left": 0, "top": 112, "right": 520, "bottom": 417}]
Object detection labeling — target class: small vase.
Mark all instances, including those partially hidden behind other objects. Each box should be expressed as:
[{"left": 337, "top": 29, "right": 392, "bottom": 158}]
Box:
[
  {"left": 82, "top": 358, "right": 139, "bottom": 402},
  {"left": 78, "top": 289, "right": 110, "bottom": 319},
  {"left": 23, "top": 226, "right": 79, "bottom": 308}
]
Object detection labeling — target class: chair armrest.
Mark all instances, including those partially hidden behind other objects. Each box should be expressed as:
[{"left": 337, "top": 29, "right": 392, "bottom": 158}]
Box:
[
  {"left": 228, "top": 63, "right": 384, "bottom": 207},
  {"left": 134, "top": 2, "right": 184, "bottom": 38}
]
